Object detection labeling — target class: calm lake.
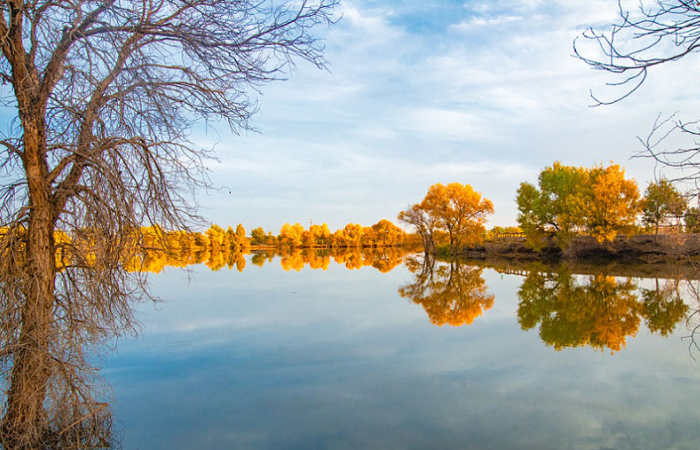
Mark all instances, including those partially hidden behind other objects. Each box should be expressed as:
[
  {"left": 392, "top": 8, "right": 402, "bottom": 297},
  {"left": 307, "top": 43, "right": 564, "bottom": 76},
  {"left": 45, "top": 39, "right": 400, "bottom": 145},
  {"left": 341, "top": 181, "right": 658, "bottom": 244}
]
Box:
[{"left": 104, "top": 252, "right": 700, "bottom": 450}]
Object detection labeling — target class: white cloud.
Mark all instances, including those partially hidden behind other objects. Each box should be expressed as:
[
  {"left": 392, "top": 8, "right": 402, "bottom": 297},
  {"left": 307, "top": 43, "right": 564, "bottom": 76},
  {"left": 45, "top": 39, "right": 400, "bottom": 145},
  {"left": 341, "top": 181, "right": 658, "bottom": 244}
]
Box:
[{"left": 197, "top": 0, "right": 700, "bottom": 230}]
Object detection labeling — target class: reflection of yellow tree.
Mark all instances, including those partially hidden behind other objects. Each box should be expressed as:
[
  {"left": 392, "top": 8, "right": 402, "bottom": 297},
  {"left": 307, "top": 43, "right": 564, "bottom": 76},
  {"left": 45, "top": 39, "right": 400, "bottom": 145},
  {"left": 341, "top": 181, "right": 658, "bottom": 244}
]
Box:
[
  {"left": 128, "top": 224, "right": 250, "bottom": 273},
  {"left": 399, "top": 256, "right": 494, "bottom": 327},
  {"left": 516, "top": 266, "right": 688, "bottom": 352},
  {"left": 280, "top": 249, "right": 332, "bottom": 272},
  {"left": 251, "top": 247, "right": 408, "bottom": 273}
]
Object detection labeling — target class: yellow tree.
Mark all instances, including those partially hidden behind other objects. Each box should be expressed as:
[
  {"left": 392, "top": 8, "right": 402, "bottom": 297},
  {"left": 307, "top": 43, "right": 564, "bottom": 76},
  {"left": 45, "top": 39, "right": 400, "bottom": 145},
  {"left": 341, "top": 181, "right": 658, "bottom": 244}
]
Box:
[
  {"left": 279, "top": 223, "right": 305, "bottom": 247},
  {"left": 371, "top": 219, "right": 405, "bottom": 247},
  {"left": 570, "top": 163, "right": 640, "bottom": 243},
  {"left": 399, "top": 258, "right": 494, "bottom": 327},
  {"left": 342, "top": 223, "right": 364, "bottom": 247},
  {"left": 421, "top": 183, "right": 494, "bottom": 255},
  {"left": 517, "top": 267, "right": 642, "bottom": 353},
  {"left": 304, "top": 223, "right": 331, "bottom": 247}
]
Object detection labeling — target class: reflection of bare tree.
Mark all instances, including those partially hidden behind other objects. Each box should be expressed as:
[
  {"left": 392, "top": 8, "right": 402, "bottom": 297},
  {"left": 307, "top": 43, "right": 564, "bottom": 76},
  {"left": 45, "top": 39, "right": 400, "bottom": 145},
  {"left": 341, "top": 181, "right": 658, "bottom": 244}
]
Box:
[
  {"left": 517, "top": 266, "right": 688, "bottom": 353},
  {"left": 677, "top": 276, "right": 700, "bottom": 359},
  {"left": 399, "top": 256, "right": 494, "bottom": 327}
]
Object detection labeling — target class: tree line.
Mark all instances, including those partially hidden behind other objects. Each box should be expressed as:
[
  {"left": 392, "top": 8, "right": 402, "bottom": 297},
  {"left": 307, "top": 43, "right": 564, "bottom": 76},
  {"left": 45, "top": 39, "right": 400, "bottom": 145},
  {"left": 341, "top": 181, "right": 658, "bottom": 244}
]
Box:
[
  {"left": 392, "top": 163, "right": 700, "bottom": 257},
  {"left": 249, "top": 219, "right": 410, "bottom": 249}
]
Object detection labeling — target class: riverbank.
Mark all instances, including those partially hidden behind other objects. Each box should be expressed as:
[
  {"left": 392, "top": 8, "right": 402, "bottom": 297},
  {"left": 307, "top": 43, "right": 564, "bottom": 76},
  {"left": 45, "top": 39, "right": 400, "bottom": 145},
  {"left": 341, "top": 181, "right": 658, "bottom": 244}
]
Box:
[{"left": 461, "top": 234, "right": 700, "bottom": 265}]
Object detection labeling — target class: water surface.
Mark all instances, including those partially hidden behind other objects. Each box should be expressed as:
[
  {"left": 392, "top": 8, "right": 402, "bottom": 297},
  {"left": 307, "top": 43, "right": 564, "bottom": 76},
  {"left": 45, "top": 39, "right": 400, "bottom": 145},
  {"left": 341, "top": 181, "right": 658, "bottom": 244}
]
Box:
[{"left": 104, "top": 254, "right": 700, "bottom": 450}]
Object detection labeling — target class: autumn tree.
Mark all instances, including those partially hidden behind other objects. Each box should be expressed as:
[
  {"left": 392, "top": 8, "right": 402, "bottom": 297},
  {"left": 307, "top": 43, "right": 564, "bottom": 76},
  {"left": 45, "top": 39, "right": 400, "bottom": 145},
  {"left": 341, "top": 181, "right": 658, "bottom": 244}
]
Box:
[
  {"left": 517, "top": 162, "right": 640, "bottom": 248},
  {"left": 251, "top": 227, "right": 267, "bottom": 246},
  {"left": 641, "top": 179, "right": 688, "bottom": 240},
  {"left": 304, "top": 223, "right": 331, "bottom": 247},
  {"left": 0, "top": 0, "right": 337, "bottom": 448},
  {"left": 371, "top": 219, "right": 405, "bottom": 247},
  {"left": 280, "top": 222, "right": 308, "bottom": 248},
  {"left": 401, "top": 183, "right": 494, "bottom": 255},
  {"left": 570, "top": 163, "right": 641, "bottom": 243},
  {"left": 421, "top": 183, "right": 494, "bottom": 254},
  {"left": 399, "top": 256, "right": 494, "bottom": 327},
  {"left": 517, "top": 267, "right": 642, "bottom": 353}
]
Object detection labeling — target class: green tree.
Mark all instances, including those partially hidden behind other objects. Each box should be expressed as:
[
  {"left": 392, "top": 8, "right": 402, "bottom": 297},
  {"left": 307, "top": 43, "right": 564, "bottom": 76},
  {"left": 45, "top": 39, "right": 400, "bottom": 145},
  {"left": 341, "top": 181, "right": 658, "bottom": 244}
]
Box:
[
  {"left": 640, "top": 278, "right": 688, "bottom": 337},
  {"left": 516, "top": 162, "right": 586, "bottom": 249},
  {"left": 641, "top": 179, "right": 687, "bottom": 240},
  {"left": 251, "top": 227, "right": 267, "bottom": 245},
  {"left": 517, "top": 162, "right": 640, "bottom": 248}
]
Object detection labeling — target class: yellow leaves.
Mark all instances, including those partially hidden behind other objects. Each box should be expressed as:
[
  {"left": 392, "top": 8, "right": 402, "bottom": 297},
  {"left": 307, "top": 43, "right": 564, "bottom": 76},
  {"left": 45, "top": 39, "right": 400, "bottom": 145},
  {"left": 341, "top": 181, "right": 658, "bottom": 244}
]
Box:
[
  {"left": 399, "top": 259, "right": 495, "bottom": 327},
  {"left": 280, "top": 222, "right": 305, "bottom": 247},
  {"left": 419, "top": 182, "right": 494, "bottom": 252},
  {"left": 519, "top": 161, "right": 640, "bottom": 246},
  {"left": 579, "top": 163, "right": 640, "bottom": 243},
  {"left": 517, "top": 269, "right": 643, "bottom": 354},
  {"left": 274, "top": 220, "right": 407, "bottom": 249},
  {"left": 124, "top": 224, "right": 250, "bottom": 273}
]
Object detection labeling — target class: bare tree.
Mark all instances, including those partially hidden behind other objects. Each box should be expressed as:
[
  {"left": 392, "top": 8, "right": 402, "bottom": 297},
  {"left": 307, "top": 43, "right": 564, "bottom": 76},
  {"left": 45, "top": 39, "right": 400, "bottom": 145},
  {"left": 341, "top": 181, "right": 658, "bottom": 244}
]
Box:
[
  {"left": 0, "top": 0, "right": 337, "bottom": 448},
  {"left": 575, "top": 1, "right": 700, "bottom": 179},
  {"left": 397, "top": 203, "right": 438, "bottom": 255}
]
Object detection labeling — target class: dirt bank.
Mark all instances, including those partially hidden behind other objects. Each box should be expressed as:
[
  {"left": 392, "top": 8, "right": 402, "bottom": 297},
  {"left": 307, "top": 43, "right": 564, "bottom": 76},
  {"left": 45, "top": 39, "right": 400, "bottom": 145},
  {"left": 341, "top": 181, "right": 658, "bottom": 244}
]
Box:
[{"left": 462, "top": 234, "right": 700, "bottom": 264}]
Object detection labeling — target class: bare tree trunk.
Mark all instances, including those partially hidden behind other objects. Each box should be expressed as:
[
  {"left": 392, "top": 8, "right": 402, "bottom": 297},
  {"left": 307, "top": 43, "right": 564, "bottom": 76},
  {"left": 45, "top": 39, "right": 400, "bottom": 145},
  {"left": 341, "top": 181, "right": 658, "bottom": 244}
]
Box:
[{"left": 1, "top": 125, "right": 56, "bottom": 449}]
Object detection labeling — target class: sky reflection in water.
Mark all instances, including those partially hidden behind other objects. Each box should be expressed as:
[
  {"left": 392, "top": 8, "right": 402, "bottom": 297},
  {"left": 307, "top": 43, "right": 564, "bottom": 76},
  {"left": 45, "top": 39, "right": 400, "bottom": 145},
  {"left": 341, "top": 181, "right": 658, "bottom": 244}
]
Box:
[{"left": 104, "top": 255, "right": 700, "bottom": 450}]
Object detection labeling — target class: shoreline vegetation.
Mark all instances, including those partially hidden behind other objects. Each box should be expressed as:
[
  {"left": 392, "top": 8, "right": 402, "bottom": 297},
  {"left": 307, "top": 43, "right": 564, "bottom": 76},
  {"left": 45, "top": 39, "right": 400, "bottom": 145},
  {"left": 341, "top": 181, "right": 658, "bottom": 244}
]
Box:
[
  {"left": 126, "top": 221, "right": 700, "bottom": 275},
  {"left": 14, "top": 166, "right": 700, "bottom": 276}
]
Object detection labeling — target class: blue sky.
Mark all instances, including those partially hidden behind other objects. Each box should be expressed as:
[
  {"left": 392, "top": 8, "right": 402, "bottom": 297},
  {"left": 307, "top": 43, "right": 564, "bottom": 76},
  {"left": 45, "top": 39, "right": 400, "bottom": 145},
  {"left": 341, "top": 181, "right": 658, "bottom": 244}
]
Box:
[
  {"left": 199, "top": 0, "right": 700, "bottom": 233},
  {"left": 19, "top": 0, "right": 695, "bottom": 234}
]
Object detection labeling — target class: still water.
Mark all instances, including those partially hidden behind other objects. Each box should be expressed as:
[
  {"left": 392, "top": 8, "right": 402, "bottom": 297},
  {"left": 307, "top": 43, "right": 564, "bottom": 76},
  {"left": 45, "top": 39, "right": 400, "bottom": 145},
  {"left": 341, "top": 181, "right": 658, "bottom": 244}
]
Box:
[{"left": 104, "top": 253, "right": 700, "bottom": 450}]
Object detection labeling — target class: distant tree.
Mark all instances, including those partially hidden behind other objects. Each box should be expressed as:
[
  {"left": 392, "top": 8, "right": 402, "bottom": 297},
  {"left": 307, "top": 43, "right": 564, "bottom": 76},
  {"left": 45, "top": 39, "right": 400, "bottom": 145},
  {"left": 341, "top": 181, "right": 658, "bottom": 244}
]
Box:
[
  {"left": 641, "top": 179, "right": 688, "bottom": 240},
  {"left": 341, "top": 223, "right": 364, "bottom": 247},
  {"left": 305, "top": 223, "right": 331, "bottom": 247},
  {"left": 370, "top": 219, "right": 405, "bottom": 247},
  {"left": 279, "top": 223, "right": 305, "bottom": 248},
  {"left": 685, "top": 207, "right": 700, "bottom": 233},
  {"left": 251, "top": 227, "right": 267, "bottom": 245}
]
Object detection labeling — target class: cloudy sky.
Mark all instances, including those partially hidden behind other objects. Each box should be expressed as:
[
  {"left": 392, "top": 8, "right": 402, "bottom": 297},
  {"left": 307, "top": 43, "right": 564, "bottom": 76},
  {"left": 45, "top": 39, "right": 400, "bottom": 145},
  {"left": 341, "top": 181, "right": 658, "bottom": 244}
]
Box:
[{"left": 196, "top": 0, "right": 700, "bottom": 233}]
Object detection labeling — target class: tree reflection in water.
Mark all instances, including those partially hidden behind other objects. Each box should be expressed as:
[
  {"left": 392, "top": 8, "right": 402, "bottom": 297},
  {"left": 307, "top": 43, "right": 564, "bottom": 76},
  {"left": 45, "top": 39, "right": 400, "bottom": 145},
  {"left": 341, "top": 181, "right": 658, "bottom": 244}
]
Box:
[
  {"left": 399, "top": 255, "right": 494, "bottom": 327},
  {"left": 517, "top": 265, "right": 689, "bottom": 353},
  {"left": 251, "top": 247, "right": 410, "bottom": 273}
]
